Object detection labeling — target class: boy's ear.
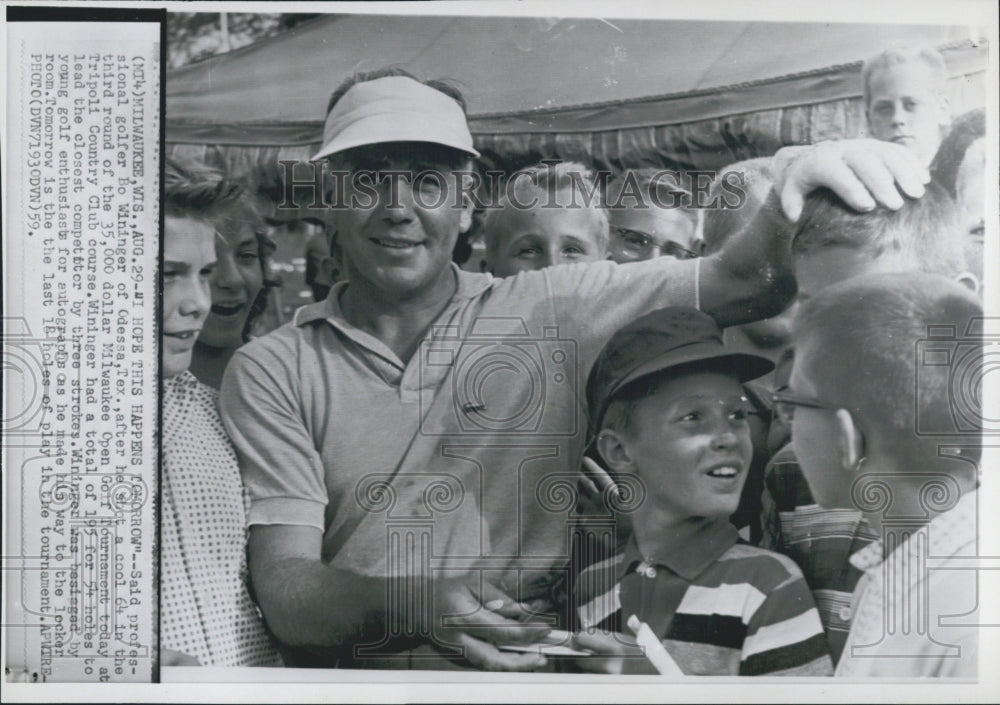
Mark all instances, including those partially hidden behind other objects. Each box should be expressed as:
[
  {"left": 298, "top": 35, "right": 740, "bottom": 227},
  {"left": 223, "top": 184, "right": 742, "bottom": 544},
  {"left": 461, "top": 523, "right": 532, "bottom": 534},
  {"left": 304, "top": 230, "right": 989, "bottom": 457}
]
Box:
[
  {"left": 596, "top": 429, "right": 633, "bottom": 474},
  {"left": 955, "top": 271, "right": 981, "bottom": 297},
  {"left": 320, "top": 256, "right": 341, "bottom": 285},
  {"left": 834, "top": 408, "right": 865, "bottom": 473}
]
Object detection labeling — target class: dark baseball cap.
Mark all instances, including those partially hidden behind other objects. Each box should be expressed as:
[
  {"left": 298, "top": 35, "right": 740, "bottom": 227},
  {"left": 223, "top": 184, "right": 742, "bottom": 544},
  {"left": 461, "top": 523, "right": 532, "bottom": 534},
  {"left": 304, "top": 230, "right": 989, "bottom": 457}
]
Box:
[{"left": 586, "top": 307, "right": 774, "bottom": 436}]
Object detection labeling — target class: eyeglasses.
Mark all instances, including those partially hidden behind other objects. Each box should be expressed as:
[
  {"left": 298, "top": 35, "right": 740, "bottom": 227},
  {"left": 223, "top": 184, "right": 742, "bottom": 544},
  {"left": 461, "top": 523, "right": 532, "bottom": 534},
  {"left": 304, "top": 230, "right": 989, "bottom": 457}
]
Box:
[
  {"left": 771, "top": 390, "right": 840, "bottom": 426},
  {"left": 613, "top": 228, "right": 701, "bottom": 261}
]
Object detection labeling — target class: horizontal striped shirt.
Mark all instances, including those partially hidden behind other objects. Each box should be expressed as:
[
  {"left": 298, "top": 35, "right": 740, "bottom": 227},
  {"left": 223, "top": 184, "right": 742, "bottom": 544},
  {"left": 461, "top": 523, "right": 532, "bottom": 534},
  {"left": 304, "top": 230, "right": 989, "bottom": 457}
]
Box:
[
  {"left": 574, "top": 518, "right": 833, "bottom": 675},
  {"left": 760, "top": 444, "right": 879, "bottom": 663}
]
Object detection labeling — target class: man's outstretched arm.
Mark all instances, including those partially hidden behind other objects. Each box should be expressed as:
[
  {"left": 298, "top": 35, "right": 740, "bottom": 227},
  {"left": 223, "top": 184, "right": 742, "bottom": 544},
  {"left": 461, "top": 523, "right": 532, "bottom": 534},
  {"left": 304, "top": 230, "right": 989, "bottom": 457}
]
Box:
[
  {"left": 699, "top": 138, "right": 930, "bottom": 328},
  {"left": 248, "top": 524, "right": 552, "bottom": 670}
]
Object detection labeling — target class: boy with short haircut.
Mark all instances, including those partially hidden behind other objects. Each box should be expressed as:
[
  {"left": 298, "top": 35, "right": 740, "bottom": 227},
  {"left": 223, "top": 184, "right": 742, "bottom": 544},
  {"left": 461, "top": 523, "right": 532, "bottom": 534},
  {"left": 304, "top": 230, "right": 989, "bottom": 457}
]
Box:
[
  {"left": 862, "top": 45, "right": 951, "bottom": 166},
  {"left": 760, "top": 348, "right": 879, "bottom": 664},
  {"left": 481, "top": 161, "right": 609, "bottom": 276},
  {"left": 759, "top": 183, "right": 970, "bottom": 664},
  {"left": 570, "top": 307, "right": 833, "bottom": 676},
  {"left": 782, "top": 272, "right": 980, "bottom": 677},
  {"left": 605, "top": 168, "right": 701, "bottom": 263},
  {"left": 791, "top": 181, "right": 968, "bottom": 301}
]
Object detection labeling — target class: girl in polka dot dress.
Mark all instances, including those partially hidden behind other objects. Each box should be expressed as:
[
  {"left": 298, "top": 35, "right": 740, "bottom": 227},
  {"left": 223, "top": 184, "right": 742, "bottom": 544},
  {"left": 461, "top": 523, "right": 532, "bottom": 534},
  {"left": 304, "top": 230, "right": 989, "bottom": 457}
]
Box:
[{"left": 160, "top": 159, "right": 282, "bottom": 667}]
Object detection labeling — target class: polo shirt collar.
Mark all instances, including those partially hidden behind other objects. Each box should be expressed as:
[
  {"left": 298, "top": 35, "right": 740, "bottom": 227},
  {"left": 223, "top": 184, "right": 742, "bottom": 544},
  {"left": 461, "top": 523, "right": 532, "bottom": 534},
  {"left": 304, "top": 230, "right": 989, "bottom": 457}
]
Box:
[
  {"left": 294, "top": 263, "right": 494, "bottom": 328},
  {"left": 618, "top": 516, "right": 739, "bottom": 582}
]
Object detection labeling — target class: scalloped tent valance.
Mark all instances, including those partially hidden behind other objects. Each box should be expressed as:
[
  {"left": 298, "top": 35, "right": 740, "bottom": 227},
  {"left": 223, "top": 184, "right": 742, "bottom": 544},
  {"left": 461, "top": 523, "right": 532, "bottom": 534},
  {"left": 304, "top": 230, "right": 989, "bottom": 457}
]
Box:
[{"left": 166, "top": 15, "right": 988, "bottom": 185}]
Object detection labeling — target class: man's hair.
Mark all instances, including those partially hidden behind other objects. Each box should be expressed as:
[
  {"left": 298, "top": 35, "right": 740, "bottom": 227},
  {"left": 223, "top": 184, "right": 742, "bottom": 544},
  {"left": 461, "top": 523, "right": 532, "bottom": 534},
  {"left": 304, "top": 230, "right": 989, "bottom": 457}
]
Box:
[
  {"left": 701, "top": 157, "right": 774, "bottom": 255},
  {"left": 163, "top": 158, "right": 279, "bottom": 340},
  {"left": 930, "top": 108, "right": 986, "bottom": 198},
  {"left": 794, "top": 272, "right": 982, "bottom": 461},
  {"left": 861, "top": 45, "right": 948, "bottom": 107},
  {"left": 325, "top": 66, "right": 468, "bottom": 116},
  {"left": 481, "top": 160, "right": 610, "bottom": 255},
  {"left": 791, "top": 182, "right": 965, "bottom": 277}
]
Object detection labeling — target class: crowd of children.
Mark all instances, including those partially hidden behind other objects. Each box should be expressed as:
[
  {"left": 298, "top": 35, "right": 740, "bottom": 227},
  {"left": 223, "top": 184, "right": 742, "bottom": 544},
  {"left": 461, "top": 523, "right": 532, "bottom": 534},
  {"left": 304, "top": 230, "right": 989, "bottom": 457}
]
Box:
[{"left": 166, "top": 43, "right": 986, "bottom": 677}]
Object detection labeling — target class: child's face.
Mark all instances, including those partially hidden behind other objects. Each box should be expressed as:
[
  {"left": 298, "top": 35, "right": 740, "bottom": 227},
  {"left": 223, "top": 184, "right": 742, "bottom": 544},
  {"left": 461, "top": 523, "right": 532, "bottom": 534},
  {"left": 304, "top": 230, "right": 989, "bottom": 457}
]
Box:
[
  {"left": 487, "top": 196, "right": 606, "bottom": 277},
  {"left": 198, "top": 219, "right": 265, "bottom": 350},
  {"left": 794, "top": 247, "right": 910, "bottom": 303},
  {"left": 866, "top": 62, "right": 948, "bottom": 166},
  {"left": 608, "top": 207, "right": 699, "bottom": 263},
  {"left": 163, "top": 215, "right": 216, "bottom": 378},
  {"left": 616, "top": 370, "right": 753, "bottom": 522}
]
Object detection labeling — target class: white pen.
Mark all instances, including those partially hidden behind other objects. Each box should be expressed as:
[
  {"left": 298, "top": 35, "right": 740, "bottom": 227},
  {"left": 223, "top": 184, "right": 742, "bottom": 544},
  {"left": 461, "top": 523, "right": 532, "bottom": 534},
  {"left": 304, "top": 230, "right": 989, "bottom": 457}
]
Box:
[{"left": 627, "top": 614, "right": 684, "bottom": 676}]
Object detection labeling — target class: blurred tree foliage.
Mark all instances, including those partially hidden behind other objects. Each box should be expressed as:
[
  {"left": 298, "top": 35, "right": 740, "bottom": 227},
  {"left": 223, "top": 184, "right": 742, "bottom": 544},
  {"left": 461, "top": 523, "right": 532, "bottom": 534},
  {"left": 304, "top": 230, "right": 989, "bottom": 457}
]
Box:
[{"left": 167, "top": 12, "right": 321, "bottom": 69}]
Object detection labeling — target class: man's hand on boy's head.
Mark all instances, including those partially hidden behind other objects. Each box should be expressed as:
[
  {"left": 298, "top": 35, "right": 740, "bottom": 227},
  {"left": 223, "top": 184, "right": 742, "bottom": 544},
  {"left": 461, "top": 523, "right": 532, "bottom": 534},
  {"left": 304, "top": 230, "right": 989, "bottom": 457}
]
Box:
[
  {"left": 774, "top": 138, "right": 930, "bottom": 221},
  {"left": 431, "top": 575, "right": 552, "bottom": 671}
]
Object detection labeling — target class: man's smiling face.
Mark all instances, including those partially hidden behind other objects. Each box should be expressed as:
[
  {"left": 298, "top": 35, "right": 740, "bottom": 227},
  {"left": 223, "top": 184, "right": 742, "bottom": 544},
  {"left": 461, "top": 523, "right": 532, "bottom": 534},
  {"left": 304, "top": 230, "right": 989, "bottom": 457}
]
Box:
[{"left": 332, "top": 143, "right": 473, "bottom": 301}]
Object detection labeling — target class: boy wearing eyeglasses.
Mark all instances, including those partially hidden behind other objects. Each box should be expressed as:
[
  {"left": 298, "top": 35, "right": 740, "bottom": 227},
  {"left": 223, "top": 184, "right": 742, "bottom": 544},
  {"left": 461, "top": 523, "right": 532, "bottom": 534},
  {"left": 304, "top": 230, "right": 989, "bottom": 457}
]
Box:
[
  {"left": 568, "top": 306, "right": 832, "bottom": 675},
  {"left": 606, "top": 168, "right": 702, "bottom": 264},
  {"left": 762, "top": 348, "right": 879, "bottom": 664},
  {"left": 781, "top": 273, "right": 980, "bottom": 677}
]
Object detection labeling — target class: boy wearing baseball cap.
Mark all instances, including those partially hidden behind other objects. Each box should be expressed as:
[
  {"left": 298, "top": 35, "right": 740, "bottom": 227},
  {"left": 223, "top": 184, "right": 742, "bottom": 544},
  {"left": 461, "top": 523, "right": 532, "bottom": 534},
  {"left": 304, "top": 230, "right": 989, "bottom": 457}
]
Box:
[{"left": 571, "top": 307, "right": 833, "bottom": 676}]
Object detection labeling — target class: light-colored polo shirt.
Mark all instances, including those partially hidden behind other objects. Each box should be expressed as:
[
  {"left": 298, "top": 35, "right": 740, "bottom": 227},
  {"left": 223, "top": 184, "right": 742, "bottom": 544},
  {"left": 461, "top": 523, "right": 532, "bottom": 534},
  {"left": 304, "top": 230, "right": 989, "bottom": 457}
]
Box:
[
  {"left": 835, "top": 488, "right": 979, "bottom": 678},
  {"left": 220, "top": 258, "right": 697, "bottom": 594}
]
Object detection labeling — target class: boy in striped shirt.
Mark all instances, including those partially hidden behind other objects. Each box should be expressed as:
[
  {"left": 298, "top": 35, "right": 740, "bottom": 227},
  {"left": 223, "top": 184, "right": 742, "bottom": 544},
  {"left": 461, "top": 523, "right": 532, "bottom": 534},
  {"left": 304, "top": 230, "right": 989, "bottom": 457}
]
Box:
[{"left": 569, "top": 307, "right": 833, "bottom": 676}]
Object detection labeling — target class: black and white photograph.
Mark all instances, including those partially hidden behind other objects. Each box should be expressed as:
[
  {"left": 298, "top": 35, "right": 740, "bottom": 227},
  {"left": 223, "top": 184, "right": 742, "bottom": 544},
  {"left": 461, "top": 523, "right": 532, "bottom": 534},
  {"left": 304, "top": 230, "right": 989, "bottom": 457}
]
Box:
[{"left": 3, "top": 1, "right": 998, "bottom": 701}]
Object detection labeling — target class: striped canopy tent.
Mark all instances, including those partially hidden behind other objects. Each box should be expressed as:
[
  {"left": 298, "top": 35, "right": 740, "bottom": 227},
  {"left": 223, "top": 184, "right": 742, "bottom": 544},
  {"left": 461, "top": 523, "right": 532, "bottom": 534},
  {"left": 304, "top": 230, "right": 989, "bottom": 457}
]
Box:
[{"left": 166, "top": 14, "right": 988, "bottom": 197}]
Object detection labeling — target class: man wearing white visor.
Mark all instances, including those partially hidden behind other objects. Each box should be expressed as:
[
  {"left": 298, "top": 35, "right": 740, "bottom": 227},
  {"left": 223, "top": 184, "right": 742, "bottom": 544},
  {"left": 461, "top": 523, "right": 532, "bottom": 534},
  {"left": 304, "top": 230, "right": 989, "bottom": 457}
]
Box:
[{"left": 221, "top": 69, "right": 932, "bottom": 670}]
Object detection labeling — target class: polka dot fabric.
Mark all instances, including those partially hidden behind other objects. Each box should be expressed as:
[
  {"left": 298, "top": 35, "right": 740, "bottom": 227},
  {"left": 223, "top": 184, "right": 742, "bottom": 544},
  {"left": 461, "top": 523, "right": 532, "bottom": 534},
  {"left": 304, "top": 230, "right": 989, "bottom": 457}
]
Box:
[{"left": 161, "top": 371, "right": 282, "bottom": 667}]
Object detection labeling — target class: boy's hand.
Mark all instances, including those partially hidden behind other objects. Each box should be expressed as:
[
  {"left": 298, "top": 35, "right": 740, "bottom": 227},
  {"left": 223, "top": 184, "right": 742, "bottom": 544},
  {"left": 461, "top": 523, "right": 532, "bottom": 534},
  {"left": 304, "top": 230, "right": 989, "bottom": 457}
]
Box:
[
  {"left": 431, "top": 576, "right": 552, "bottom": 671},
  {"left": 570, "top": 630, "right": 651, "bottom": 674},
  {"left": 773, "top": 138, "right": 930, "bottom": 221}
]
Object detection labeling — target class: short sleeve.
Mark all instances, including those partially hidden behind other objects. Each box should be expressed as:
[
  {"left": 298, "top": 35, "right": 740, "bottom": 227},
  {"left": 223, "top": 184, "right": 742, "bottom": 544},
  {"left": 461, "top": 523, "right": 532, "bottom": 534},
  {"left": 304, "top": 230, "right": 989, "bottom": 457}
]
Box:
[
  {"left": 538, "top": 257, "right": 699, "bottom": 370},
  {"left": 552, "top": 256, "right": 696, "bottom": 324},
  {"left": 739, "top": 557, "right": 834, "bottom": 676},
  {"left": 219, "top": 345, "right": 327, "bottom": 531}
]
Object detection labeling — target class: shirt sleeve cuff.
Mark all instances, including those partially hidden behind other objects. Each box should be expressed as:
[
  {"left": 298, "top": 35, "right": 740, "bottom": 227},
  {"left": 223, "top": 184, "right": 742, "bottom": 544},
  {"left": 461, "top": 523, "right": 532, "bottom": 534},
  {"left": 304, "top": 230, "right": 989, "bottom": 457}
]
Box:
[{"left": 247, "top": 496, "right": 326, "bottom": 531}]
